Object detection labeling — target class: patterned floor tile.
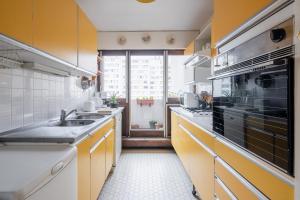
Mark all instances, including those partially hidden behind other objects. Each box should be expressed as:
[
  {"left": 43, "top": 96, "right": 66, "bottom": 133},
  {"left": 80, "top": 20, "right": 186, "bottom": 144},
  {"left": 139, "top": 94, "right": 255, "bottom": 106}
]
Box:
[{"left": 98, "top": 149, "right": 197, "bottom": 200}]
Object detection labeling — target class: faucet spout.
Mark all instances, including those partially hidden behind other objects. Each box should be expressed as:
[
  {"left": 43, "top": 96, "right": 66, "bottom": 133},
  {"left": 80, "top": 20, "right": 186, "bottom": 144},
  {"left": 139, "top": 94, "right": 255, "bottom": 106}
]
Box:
[{"left": 60, "top": 109, "right": 77, "bottom": 122}]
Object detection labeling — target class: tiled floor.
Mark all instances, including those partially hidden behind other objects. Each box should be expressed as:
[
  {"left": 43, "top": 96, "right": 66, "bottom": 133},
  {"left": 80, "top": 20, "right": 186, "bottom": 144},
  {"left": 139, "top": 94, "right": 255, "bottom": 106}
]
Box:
[{"left": 98, "top": 149, "right": 197, "bottom": 200}]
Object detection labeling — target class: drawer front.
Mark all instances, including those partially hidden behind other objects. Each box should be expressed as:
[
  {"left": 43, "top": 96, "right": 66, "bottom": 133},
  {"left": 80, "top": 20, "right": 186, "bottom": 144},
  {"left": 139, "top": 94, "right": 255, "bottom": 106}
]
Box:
[
  {"left": 215, "top": 176, "right": 237, "bottom": 200},
  {"left": 178, "top": 115, "right": 215, "bottom": 150},
  {"left": 91, "top": 119, "right": 114, "bottom": 145},
  {"left": 215, "top": 138, "right": 294, "bottom": 200},
  {"left": 179, "top": 124, "right": 215, "bottom": 200},
  {"left": 215, "top": 157, "right": 266, "bottom": 200}
]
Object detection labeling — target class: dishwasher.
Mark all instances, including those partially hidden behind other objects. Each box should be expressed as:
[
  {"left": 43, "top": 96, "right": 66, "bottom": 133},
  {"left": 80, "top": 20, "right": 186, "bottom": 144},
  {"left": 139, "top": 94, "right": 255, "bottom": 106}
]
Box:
[{"left": 114, "top": 112, "right": 122, "bottom": 166}]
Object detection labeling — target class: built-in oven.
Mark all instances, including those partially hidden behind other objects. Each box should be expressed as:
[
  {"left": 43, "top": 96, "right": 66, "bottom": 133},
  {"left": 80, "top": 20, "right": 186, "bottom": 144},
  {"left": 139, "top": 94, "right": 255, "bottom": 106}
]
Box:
[{"left": 211, "top": 18, "right": 294, "bottom": 176}]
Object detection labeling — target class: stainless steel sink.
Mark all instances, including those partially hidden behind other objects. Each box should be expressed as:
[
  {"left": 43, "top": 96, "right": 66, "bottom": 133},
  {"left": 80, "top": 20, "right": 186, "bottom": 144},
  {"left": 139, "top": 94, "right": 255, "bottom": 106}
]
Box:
[
  {"left": 49, "top": 119, "right": 95, "bottom": 127},
  {"left": 74, "top": 114, "right": 105, "bottom": 120}
]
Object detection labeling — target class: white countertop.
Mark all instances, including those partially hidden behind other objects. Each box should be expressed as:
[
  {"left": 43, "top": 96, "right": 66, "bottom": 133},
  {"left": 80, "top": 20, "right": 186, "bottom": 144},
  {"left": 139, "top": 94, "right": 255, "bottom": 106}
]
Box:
[{"left": 0, "top": 107, "right": 124, "bottom": 144}]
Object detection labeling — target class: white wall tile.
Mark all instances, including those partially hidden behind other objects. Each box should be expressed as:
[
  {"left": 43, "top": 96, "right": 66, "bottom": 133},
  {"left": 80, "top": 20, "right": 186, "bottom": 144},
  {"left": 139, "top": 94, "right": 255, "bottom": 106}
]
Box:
[
  {"left": 0, "top": 74, "right": 12, "bottom": 88},
  {"left": 12, "top": 75, "right": 23, "bottom": 89},
  {"left": 0, "top": 67, "right": 93, "bottom": 133}
]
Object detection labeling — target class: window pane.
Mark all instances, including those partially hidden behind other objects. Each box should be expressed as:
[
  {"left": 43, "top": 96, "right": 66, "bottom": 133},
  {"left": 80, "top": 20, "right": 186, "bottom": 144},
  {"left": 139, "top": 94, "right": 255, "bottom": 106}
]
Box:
[
  {"left": 168, "top": 55, "right": 189, "bottom": 97},
  {"left": 102, "top": 56, "right": 126, "bottom": 98}
]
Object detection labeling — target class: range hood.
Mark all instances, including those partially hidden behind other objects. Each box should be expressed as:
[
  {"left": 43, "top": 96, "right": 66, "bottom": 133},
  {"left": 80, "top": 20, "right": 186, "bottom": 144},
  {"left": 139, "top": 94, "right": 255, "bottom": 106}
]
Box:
[
  {"left": 184, "top": 49, "right": 211, "bottom": 68},
  {"left": 0, "top": 34, "right": 95, "bottom": 77}
]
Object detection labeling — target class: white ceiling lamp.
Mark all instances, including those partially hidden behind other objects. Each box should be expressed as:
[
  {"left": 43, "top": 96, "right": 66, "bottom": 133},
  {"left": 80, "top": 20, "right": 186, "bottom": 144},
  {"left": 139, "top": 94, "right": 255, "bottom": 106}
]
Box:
[{"left": 136, "top": 0, "right": 155, "bottom": 3}]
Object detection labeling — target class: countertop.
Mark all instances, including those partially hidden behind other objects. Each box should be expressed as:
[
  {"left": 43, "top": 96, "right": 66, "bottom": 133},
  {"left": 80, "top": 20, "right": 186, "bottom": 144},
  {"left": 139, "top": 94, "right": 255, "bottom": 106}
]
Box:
[
  {"left": 170, "top": 107, "right": 214, "bottom": 135},
  {"left": 0, "top": 107, "right": 124, "bottom": 144},
  {"left": 0, "top": 145, "right": 76, "bottom": 199}
]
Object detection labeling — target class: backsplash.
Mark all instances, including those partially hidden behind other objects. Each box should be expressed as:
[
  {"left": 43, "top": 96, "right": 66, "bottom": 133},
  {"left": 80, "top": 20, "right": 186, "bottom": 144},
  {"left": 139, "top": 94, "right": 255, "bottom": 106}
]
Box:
[{"left": 0, "top": 66, "right": 93, "bottom": 133}]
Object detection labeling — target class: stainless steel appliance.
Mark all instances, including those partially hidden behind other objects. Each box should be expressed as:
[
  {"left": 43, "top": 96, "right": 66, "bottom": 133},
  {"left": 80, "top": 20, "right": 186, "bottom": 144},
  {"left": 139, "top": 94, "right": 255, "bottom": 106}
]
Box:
[
  {"left": 183, "top": 92, "right": 199, "bottom": 108},
  {"left": 211, "top": 18, "right": 294, "bottom": 175}
]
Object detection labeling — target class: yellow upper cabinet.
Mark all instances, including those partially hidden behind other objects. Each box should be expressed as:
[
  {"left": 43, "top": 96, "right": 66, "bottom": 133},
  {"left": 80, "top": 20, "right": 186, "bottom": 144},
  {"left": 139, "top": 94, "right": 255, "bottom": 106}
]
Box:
[
  {"left": 211, "top": 0, "right": 273, "bottom": 47},
  {"left": 78, "top": 7, "right": 98, "bottom": 74},
  {"left": 0, "top": 0, "right": 33, "bottom": 45},
  {"left": 184, "top": 40, "right": 195, "bottom": 55},
  {"left": 33, "top": 0, "right": 78, "bottom": 65}
]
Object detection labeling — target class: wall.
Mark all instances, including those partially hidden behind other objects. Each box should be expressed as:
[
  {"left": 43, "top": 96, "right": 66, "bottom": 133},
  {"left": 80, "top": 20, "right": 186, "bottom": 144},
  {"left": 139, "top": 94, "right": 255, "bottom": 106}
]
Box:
[
  {"left": 211, "top": 0, "right": 273, "bottom": 47},
  {"left": 294, "top": 0, "right": 300, "bottom": 198},
  {"left": 0, "top": 66, "right": 93, "bottom": 133},
  {"left": 98, "top": 31, "right": 199, "bottom": 50}
]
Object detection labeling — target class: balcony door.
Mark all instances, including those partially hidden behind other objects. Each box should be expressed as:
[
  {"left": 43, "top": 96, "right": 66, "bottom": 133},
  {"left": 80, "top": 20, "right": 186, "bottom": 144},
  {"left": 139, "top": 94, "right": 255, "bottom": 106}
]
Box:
[{"left": 129, "top": 51, "right": 165, "bottom": 132}]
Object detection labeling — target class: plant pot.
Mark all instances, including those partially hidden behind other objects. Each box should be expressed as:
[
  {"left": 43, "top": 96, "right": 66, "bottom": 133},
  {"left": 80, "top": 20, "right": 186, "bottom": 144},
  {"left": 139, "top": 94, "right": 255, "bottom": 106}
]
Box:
[
  {"left": 149, "top": 121, "right": 157, "bottom": 129},
  {"left": 110, "top": 103, "right": 118, "bottom": 108}
]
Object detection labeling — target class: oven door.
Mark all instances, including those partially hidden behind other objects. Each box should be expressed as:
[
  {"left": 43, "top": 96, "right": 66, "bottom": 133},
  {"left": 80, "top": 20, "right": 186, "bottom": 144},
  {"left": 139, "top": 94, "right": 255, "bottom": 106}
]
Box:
[{"left": 212, "top": 57, "right": 294, "bottom": 175}]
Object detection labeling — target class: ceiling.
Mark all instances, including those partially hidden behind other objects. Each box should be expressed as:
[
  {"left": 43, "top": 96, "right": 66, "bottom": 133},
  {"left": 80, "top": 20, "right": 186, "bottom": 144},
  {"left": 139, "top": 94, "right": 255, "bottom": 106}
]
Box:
[{"left": 76, "top": 0, "right": 213, "bottom": 31}]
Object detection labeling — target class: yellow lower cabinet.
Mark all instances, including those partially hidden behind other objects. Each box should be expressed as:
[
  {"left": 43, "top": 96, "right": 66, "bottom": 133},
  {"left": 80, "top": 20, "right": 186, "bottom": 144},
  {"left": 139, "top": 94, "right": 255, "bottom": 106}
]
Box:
[
  {"left": 179, "top": 124, "right": 215, "bottom": 200},
  {"left": 215, "top": 157, "right": 267, "bottom": 200},
  {"left": 77, "top": 136, "right": 92, "bottom": 200},
  {"left": 90, "top": 136, "right": 106, "bottom": 200},
  {"left": 171, "top": 112, "right": 179, "bottom": 149},
  {"left": 215, "top": 176, "right": 236, "bottom": 200},
  {"left": 215, "top": 138, "right": 294, "bottom": 200},
  {"left": 105, "top": 129, "right": 115, "bottom": 177}
]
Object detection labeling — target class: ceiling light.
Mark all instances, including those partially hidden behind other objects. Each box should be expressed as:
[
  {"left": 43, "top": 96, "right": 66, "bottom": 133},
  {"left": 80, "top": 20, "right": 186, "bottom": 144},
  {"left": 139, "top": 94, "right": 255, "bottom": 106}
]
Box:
[{"left": 136, "top": 0, "right": 155, "bottom": 3}]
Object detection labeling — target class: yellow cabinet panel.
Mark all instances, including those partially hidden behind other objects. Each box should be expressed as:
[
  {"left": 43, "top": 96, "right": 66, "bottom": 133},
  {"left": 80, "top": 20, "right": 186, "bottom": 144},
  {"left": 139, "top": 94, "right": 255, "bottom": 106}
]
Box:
[
  {"left": 215, "top": 138, "right": 294, "bottom": 200},
  {"left": 77, "top": 136, "right": 92, "bottom": 200},
  {"left": 178, "top": 115, "right": 215, "bottom": 150},
  {"left": 0, "top": 0, "right": 33, "bottom": 45},
  {"left": 179, "top": 124, "right": 215, "bottom": 200},
  {"left": 91, "top": 137, "right": 106, "bottom": 200},
  {"left": 78, "top": 7, "right": 98, "bottom": 74},
  {"left": 91, "top": 119, "right": 114, "bottom": 145},
  {"left": 215, "top": 157, "right": 261, "bottom": 200},
  {"left": 184, "top": 40, "right": 195, "bottom": 55},
  {"left": 33, "top": 0, "right": 77, "bottom": 65},
  {"left": 211, "top": 0, "right": 273, "bottom": 47},
  {"left": 105, "top": 129, "right": 115, "bottom": 177},
  {"left": 215, "top": 177, "right": 234, "bottom": 200}
]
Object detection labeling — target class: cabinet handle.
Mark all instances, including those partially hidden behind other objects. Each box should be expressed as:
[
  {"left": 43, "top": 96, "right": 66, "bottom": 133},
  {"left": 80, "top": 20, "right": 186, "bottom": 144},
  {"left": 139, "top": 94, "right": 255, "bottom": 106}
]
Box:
[
  {"left": 178, "top": 124, "right": 216, "bottom": 157},
  {"left": 51, "top": 161, "right": 65, "bottom": 175},
  {"left": 215, "top": 176, "right": 237, "bottom": 200},
  {"left": 105, "top": 128, "right": 113, "bottom": 138},
  {"left": 216, "top": 157, "right": 268, "bottom": 200},
  {"left": 90, "top": 137, "right": 106, "bottom": 154}
]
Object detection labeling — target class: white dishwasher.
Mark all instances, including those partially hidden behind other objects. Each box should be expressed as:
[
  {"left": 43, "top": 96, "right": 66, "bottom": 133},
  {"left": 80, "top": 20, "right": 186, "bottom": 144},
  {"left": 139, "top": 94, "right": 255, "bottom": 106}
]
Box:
[
  {"left": 114, "top": 112, "right": 122, "bottom": 166},
  {"left": 0, "top": 145, "right": 77, "bottom": 200}
]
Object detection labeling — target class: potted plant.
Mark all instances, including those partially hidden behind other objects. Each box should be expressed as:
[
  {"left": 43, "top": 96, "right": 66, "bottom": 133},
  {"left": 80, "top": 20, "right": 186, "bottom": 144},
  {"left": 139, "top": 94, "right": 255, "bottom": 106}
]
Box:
[
  {"left": 110, "top": 92, "right": 119, "bottom": 108},
  {"left": 149, "top": 120, "right": 157, "bottom": 129}
]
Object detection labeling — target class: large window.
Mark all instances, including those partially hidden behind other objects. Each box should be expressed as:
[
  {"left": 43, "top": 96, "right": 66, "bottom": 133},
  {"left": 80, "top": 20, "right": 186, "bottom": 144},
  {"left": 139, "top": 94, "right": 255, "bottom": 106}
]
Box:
[
  {"left": 167, "top": 55, "right": 189, "bottom": 98},
  {"left": 102, "top": 55, "right": 126, "bottom": 98}
]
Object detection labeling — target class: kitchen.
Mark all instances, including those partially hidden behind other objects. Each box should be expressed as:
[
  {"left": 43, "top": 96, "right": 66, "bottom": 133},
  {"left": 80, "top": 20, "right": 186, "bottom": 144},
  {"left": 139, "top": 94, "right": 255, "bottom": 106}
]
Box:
[{"left": 0, "top": 0, "right": 300, "bottom": 200}]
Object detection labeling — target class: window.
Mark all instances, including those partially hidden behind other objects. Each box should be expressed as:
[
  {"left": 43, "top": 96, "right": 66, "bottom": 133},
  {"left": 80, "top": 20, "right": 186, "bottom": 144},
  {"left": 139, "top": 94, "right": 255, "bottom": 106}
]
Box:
[{"left": 102, "top": 56, "right": 126, "bottom": 98}]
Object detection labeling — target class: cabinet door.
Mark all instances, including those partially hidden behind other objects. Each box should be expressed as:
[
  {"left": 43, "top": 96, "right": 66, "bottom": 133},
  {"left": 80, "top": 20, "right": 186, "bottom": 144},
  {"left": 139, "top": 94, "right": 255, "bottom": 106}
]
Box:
[
  {"left": 78, "top": 7, "right": 98, "bottom": 74},
  {"left": 90, "top": 137, "right": 106, "bottom": 200},
  {"left": 33, "top": 0, "right": 77, "bottom": 65},
  {"left": 179, "top": 124, "right": 215, "bottom": 200},
  {"left": 77, "top": 136, "right": 92, "bottom": 200},
  {"left": 0, "top": 0, "right": 33, "bottom": 45},
  {"left": 215, "top": 176, "right": 237, "bottom": 200},
  {"left": 105, "top": 129, "right": 115, "bottom": 177},
  {"left": 184, "top": 40, "right": 195, "bottom": 55}
]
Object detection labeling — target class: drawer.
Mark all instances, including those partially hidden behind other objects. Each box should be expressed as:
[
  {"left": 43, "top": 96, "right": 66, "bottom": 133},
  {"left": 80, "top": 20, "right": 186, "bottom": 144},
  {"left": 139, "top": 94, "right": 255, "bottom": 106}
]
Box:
[
  {"left": 90, "top": 119, "right": 114, "bottom": 145},
  {"left": 215, "top": 176, "right": 237, "bottom": 200},
  {"left": 215, "top": 157, "right": 267, "bottom": 200},
  {"left": 178, "top": 115, "right": 215, "bottom": 150},
  {"left": 215, "top": 138, "right": 294, "bottom": 200}
]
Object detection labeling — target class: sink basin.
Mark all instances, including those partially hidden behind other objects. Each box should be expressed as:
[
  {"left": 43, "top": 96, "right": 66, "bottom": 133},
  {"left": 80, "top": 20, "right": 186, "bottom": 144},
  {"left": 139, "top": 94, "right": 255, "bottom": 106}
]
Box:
[
  {"left": 49, "top": 119, "right": 95, "bottom": 127},
  {"left": 74, "top": 114, "right": 105, "bottom": 120}
]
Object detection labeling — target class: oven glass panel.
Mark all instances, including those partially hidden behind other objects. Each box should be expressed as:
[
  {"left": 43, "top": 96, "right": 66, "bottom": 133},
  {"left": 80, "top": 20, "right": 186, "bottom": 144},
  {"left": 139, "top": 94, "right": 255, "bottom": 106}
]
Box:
[{"left": 213, "top": 60, "right": 293, "bottom": 174}]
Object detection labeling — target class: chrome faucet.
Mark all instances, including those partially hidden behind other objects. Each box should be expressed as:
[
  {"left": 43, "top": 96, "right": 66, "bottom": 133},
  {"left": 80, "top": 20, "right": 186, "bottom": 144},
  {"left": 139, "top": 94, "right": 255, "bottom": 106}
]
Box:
[{"left": 60, "top": 109, "right": 77, "bottom": 122}]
